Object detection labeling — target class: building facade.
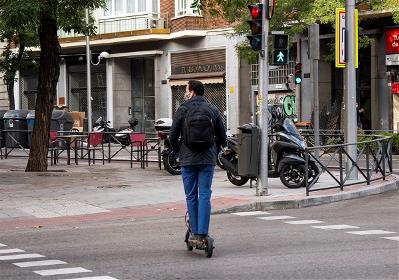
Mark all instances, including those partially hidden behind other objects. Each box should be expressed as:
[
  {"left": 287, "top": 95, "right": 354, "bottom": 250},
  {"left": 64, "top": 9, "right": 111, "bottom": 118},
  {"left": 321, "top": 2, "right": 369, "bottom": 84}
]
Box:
[
  {"left": 0, "top": 41, "right": 8, "bottom": 110},
  {"left": 13, "top": 0, "right": 248, "bottom": 135},
  {"left": 296, "top": 9, "right": 399, "bottom": 131}
]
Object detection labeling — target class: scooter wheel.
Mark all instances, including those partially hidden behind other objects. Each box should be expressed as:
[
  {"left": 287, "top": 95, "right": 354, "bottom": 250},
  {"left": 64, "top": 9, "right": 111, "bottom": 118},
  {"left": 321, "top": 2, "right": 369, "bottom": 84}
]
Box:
[
  {"left": 280, "top": 164, "right": 306, "bottom": 188},
  {"left": 227, "top": 171, "right": 249, "bottom": 186},
  {"left": 162, "top": 151, "right": 181, "bottom": 175},
  {"left": 205, "top": 237, "right": 214, "bottom": 258},
  {"left": 185, "top": 230, "right": 193, "bottom": 251}
]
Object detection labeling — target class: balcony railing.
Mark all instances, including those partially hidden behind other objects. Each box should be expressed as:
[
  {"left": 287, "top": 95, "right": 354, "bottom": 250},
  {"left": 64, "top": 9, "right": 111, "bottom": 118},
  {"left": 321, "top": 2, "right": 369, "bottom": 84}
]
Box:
[{"left": 58, "top": 13, "right": 167, "bottom": 38}]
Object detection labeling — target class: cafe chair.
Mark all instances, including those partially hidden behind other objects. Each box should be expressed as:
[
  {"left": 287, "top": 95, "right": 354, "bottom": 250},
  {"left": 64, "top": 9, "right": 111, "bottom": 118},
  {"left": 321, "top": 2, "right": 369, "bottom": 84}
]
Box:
[
  {"left": 49, "top": 131, "right": 66, "bottom": 165},
  {"left": 129, "top": 132, "right": 145, "bottom": 168},
  {"left": 81, "top": 132, "right": 105, "bottom": 166}
]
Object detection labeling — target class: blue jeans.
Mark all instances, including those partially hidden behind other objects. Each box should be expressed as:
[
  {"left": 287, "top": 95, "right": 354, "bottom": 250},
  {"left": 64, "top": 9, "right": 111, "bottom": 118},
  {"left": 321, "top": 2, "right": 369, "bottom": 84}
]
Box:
[{"left": 181, "top": 164, "right": 215, "bottom": 235}]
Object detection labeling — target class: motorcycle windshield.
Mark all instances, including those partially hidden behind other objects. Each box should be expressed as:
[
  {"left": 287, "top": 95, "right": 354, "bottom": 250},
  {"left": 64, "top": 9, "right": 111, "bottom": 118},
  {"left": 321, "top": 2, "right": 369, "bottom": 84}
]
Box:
[
  {"left": 95, "top": 117, "right": 102, "bottom": 124},
  {"left": 283, "top": 118, "right": 303, "bottom": 140}
]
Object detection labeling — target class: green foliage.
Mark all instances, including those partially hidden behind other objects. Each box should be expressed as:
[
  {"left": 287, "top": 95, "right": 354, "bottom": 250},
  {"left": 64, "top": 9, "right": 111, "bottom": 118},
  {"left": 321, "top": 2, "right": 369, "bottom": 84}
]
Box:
[
  {"left": 191, "top": 0, "right": 203, "bottom": 15},
  {"left": 326, "top": 136, "right": 343, "bottom": 146},
  {"left": 203, "top": 0, "right": 399, "bottom": 61},
  {"left": 379, "top": 132, "right": 399, "bottom": 154}
]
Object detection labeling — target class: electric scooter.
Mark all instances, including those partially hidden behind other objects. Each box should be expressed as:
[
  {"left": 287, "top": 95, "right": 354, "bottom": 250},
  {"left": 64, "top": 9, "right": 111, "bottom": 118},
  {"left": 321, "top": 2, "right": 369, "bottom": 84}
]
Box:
[{"left": 184, "top": 212, "right": 214, "bottom": 258}]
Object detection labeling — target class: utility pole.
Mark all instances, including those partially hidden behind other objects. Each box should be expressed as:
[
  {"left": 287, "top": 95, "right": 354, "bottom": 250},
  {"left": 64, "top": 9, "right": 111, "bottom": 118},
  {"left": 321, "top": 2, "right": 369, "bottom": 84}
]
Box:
[
  {"left": 85, "top": 8, "right": 93, "bottom": 132},
  {"left": 309, "top": 24, "right": 320, "bottom": 156},
  {"left": 345, "top": 0, "right": 358, "bottom": 179},
  {"left": 257, "top": 1, "right": 269, "bottom": 196}
]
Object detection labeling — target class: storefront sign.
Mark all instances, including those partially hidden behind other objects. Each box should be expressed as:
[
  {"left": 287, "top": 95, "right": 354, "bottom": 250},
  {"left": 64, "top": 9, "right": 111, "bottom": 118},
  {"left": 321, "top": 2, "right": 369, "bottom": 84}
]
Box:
[
  {"left": 335, "top": 8, "right": 359, "bottom": 68},
  {"left": 172, "top": 64, "right": 225, "bottom": 75},
  {"left": 385, "top": 28, "right": 399, "bottom": 54},
  {"left": 392, "top": 82, "right": 399, "bottom": 94}
]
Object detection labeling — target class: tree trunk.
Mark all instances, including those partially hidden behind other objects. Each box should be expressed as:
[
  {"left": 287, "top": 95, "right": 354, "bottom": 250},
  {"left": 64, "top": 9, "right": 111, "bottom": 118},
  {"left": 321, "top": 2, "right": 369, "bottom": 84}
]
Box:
[
  {"left": 25, "top": 16, "right": 60, "bottom": 172},
  {"left": 6, "top": 81, "right": 15, "bottom": 110}
]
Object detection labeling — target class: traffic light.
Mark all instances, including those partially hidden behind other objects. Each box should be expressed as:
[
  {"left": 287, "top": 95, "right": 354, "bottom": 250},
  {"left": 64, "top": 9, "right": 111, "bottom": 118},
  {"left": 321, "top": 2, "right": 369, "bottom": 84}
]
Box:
[
  {"left": 294, "top": 63, "right": 302, "bottom": 84},
  {"left": 247, "top": 4, "right": 263, "bottom": 51},
  {"left": 272, "top": 34, "right": 289, "bottom": 65}
]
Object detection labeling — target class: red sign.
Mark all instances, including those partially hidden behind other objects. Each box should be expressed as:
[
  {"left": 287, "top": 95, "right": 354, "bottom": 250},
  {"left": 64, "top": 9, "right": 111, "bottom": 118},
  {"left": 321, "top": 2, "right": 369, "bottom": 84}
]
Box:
[
  {"left": 386, "top": 28, "right": 399, "bottom": 54},
  {"left": 392, "top": 82, "right": 399, "bottom": 94}
]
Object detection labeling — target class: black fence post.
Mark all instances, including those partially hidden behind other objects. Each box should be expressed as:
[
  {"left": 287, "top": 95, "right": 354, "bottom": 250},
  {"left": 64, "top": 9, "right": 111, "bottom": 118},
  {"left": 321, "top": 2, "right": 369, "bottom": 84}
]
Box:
[
  {"left": 305, "top": 149, "right": 309, "bottom": 196},
  {"left": 339, "top": 146, "right": 343, "bottom": 191},
  {"left": 382, "top": 141, "right": 386, "bottom": 180},
  {"left": 366, "top": 142, "right": 370, "bottom": 185}
]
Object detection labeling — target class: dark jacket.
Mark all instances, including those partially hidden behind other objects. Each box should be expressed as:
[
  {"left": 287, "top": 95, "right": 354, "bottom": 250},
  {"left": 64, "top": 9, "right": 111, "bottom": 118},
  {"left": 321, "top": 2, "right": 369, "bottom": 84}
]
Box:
[{"left": 169, "top": 96, "right": 226, "bottom": 167}]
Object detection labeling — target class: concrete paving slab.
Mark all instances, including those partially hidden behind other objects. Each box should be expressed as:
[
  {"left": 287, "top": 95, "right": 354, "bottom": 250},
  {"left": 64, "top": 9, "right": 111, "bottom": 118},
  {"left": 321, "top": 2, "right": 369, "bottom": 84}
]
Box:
[{"left": 0, "top": 156, "right": 398, "bottom": 227}]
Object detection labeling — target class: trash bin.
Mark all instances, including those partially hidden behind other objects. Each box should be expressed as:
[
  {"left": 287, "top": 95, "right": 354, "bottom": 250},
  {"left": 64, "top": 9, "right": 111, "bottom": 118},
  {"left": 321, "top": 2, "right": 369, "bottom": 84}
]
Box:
[
  {"left": 0, "top": 110, "right": 7, "bottom": 148},
  {"left": 26, "top": 110, "right": 35, "bottom": 147},
  {"left": 237, "top": 123, "right": 260, "bottom": 177},
  {"left": 51, "top": 110, "right": 73, "bottom": 132},
  {"left": 3, "top": 110, "right": 30, "bottom": 148}
]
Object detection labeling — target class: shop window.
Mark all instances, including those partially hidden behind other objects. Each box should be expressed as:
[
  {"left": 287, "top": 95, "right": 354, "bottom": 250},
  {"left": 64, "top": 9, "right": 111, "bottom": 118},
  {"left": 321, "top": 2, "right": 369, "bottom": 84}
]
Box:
[
  {"left": 103, "top": 0, "right": 153, "bottom": 16},
  {"left": 172, "top": 83, "right": 226, "bottom": 126}
]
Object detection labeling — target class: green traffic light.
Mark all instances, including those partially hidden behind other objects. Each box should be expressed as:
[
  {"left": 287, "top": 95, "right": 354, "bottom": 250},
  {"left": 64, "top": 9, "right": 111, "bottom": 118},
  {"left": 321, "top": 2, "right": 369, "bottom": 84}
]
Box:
[{"left": 295, "top": 77, "right": 302, "bottom": 84}]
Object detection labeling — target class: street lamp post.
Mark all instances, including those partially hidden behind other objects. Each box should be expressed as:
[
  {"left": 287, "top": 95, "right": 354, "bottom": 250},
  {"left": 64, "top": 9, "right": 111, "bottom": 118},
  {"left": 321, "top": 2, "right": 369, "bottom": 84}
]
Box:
[
  {"left": 85, "top": 8, "right": 93, "bottom": 132},
  {"left": 85, "top": 8, "right": 109, "bottom": 132}
]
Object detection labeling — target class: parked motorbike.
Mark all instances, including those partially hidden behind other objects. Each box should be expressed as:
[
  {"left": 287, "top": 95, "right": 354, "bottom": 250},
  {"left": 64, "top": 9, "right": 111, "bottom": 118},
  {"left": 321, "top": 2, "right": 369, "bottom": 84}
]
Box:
[
  {"left": 93, "top": 117, "right": 138, "bottom": 146},
  {"left": 155, "top": 118, "right": 181, "bottom": 175},
  {"left": 220, "top": 119, "right": 319, "bottom": 188}
]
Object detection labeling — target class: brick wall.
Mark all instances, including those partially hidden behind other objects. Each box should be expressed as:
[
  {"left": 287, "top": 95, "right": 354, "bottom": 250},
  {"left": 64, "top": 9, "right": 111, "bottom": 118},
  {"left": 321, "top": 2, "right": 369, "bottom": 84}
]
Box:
[
  {"left": 161, "top": 0, "right": 230, "bottom": 32},
  {"left": 160, "top": 0, "right": 174, "bottom": 24}
]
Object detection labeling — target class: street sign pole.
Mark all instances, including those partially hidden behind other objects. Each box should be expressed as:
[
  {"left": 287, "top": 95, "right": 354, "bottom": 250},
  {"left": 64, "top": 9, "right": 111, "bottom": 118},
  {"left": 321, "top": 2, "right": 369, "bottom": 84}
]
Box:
[
  {"left": 257, "top": 0, "right": 269, "bottom": 196},
  {"left": 85, "top": 8, "right": 92, "bottom": 132},
  {"left": 345, "top": 0, "right": 358, "bottom": 179},
  {"left": 309, "top": 24, "right": 320, "bottom": 157}
]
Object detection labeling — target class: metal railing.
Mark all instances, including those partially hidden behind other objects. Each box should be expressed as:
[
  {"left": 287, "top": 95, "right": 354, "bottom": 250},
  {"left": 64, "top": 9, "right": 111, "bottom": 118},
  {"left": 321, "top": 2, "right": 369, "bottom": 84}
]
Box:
[
  {"left": 0, "top": 130, "right": 161, "bottom": 168},
  {"left": 58, "top": 13, "right": 167, "bottom": 38},
  {"left": 304, "top": 134, "right": 393, "bottom": 196}
]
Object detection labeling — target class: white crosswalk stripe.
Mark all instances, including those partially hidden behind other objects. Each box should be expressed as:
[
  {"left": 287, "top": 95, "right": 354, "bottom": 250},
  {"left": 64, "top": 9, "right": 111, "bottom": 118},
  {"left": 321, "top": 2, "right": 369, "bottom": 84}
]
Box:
[
  {"left": 61, "top": 277, "right": 120, "bottom": 280},
  {"left": 33, "top": 267, "right": 92, "bottom": 276},
  {"left": 258, "top": 216, "right": 296, "bottom": 221},
  {"left": 0, "top": 243, "right": 7, "bottom": 247},
  {"left": 312, "top": 225, "right": 360, "bottom": 230},
  {"left": 346, "top": 230, "right": 396, "bottom": 235},
  {"left": 284, "top": 220, "right": 325, "bottom": 225},
  {"left": 13, "top": 260, "right": 67, "bottom": 267},
  {"left": 382, "top": 236, "right": 399, "bottom": 241},
  {"left": 0, "top": 249, "right": 25, "bottom": 254},
  {"left": 0, "top": 254, "right": 45, "bottom": 260},
  {"left": 232, "top": 211, "right": 271, "bottom": 216}
]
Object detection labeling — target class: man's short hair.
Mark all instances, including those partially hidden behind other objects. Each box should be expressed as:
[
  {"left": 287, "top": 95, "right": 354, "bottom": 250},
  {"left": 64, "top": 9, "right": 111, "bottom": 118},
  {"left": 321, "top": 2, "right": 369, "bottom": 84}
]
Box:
[{"left": 188, "top": 80, "right": 204, "bottom": 96}]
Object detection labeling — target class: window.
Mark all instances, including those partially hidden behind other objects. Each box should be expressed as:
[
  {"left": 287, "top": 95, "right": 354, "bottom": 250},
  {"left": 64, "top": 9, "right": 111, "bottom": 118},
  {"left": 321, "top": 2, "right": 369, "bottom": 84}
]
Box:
[
  {"left": 176, "top": 0, "right": 199, "bottom": 16},
  {"left": 103, "top": 0, "right": 154, "bottom": 16}
]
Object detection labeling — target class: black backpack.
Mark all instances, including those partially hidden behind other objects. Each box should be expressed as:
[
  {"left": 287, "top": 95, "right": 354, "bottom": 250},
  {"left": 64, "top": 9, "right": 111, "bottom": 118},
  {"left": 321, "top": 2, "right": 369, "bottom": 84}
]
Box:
[{"left": 182, "top": 102, "right": 215, "bottom": 150}]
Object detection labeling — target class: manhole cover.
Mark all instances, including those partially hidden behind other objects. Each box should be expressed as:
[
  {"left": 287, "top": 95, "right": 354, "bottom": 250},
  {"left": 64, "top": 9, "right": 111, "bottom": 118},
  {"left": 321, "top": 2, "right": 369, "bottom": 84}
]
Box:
[{"left": 97, "top": 184, "right": 130, "bottom": 189}]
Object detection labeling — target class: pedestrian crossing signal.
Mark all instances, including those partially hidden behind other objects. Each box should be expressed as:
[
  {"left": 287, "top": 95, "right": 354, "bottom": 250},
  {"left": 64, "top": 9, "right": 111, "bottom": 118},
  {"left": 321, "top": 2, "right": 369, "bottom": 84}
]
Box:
[{"left": 272, "top": 34, "right": 289, "bottom": 65}]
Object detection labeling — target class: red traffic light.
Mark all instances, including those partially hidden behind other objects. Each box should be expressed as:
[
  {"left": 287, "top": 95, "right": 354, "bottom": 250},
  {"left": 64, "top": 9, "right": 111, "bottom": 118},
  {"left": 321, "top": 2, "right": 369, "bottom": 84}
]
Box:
[
  {"left": 248, "top": 4, "right": 263, "bottom": 19},
  {"left": 251, "top": 6, "right": 260, "bottom": 18}
]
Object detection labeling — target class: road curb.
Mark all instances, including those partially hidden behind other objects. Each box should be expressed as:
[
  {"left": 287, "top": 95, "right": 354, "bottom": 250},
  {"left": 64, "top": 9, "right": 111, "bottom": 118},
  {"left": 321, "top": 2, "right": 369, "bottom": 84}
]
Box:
[{"left": 213, "top": 177, "right": 399, "bottom": 214}]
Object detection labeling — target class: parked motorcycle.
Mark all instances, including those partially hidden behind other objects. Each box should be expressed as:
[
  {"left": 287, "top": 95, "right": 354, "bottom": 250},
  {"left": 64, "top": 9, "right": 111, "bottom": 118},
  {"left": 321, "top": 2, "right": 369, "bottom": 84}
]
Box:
[
  {"left": 220, "top": 119, "right": 319, "bottom": 188},
  {"left": 93, "top": 117, "right": 138, "bottom": 146},
  {"left": 155, "top": 118, "right": 181, "bottom": 175}
]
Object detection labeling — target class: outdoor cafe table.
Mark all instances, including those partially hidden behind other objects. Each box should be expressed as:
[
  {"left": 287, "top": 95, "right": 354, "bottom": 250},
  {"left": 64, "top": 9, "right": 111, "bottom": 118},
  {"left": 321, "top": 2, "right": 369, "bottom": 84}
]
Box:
[{"left": 55, "top": 134, "right": 87, "bottom": 165}]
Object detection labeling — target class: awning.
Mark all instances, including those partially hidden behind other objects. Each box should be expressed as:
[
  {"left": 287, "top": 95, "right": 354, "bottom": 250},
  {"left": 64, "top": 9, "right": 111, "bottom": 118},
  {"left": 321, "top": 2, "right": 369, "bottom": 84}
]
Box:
[
  {"left": 168, "top": 71, "right": 225, "bottom": 86},
  {"left": 169, "top": 77, "right": 225, "bottom": 86}
]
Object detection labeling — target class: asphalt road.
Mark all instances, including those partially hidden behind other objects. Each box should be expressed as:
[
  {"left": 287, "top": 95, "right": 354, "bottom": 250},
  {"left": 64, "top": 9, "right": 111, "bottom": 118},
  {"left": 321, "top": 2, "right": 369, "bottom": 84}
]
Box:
[{"left": 0, "top": 190, "right": 398, "bottom": 280}]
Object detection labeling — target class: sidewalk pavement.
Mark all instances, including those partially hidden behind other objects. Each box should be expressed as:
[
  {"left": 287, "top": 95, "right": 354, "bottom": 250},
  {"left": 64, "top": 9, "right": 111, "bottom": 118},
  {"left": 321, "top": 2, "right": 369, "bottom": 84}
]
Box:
[{"left": 0, "top": 157, "right": 398, "bottom": 230}]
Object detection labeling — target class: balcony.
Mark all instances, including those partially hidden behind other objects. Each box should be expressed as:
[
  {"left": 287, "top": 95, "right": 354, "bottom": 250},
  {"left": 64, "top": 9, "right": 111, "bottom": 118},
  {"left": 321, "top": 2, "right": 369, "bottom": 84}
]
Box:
[{"left": 58, "top": 13, "right": 168, "bottom": 39}]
